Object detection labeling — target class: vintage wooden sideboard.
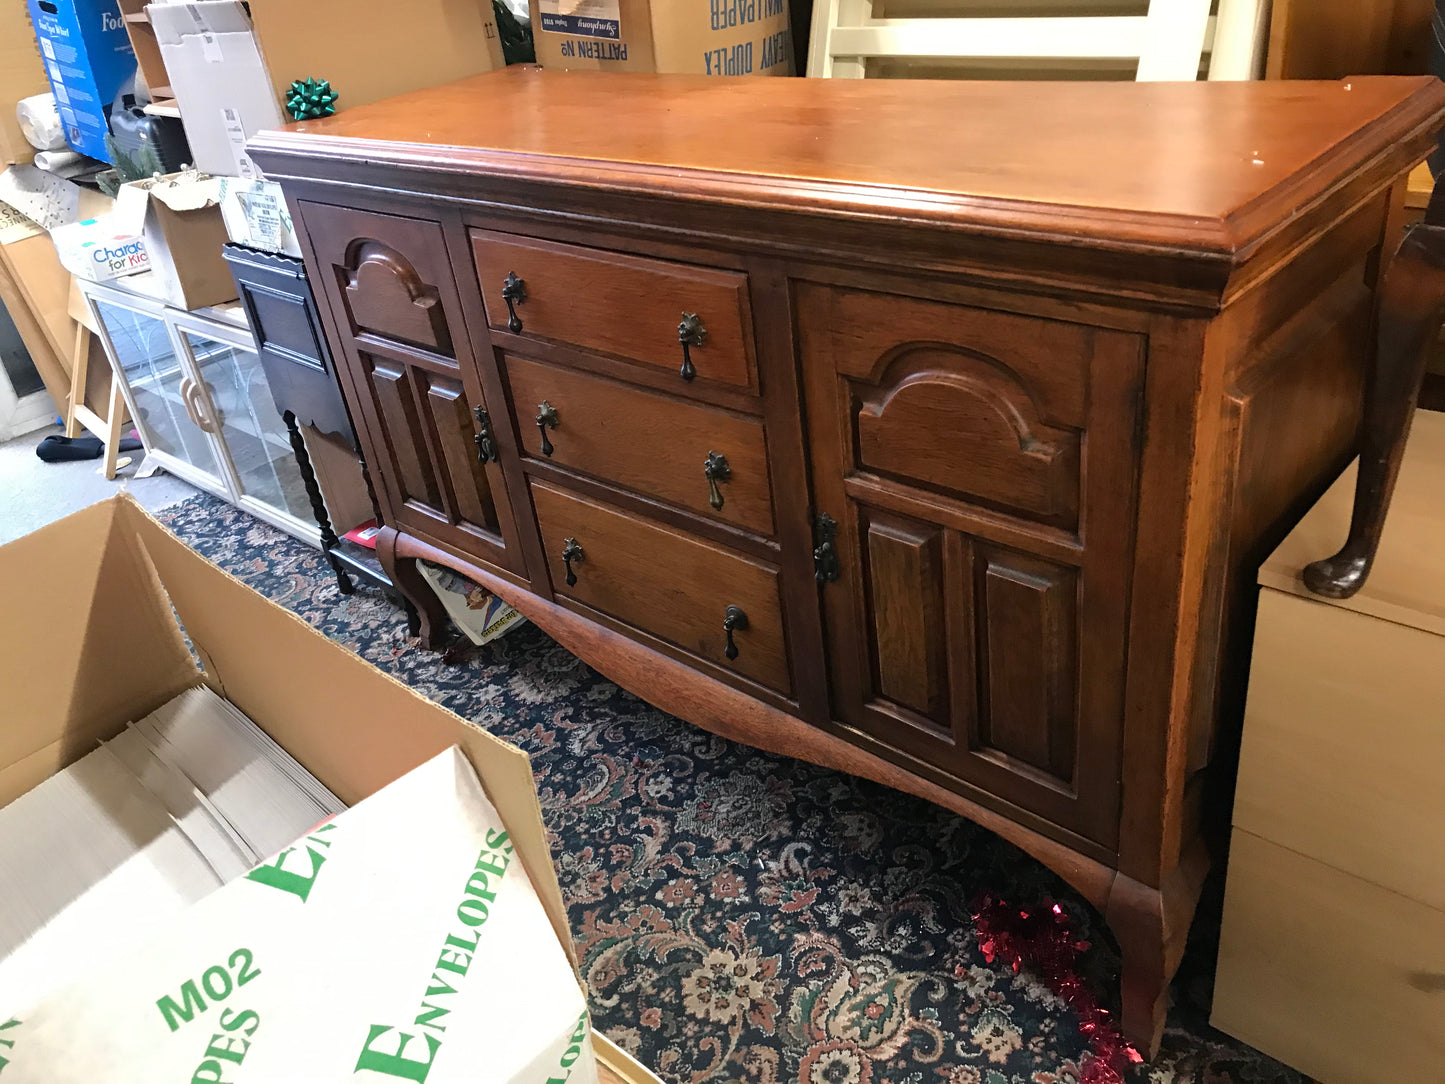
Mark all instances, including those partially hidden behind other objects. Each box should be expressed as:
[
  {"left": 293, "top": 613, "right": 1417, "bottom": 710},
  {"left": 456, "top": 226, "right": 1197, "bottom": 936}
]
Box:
[{"left": 249, "top": 69, "right": 1445, "bottom": 1055}]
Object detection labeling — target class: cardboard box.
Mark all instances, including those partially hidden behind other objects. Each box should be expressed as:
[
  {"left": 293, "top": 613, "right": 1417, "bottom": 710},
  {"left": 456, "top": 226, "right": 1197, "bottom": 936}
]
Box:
[
  {"left": 147, "top": 1, "right": 282, "bottom": 177},
  {"left": 532, "top": 0, "right": 793, "bottom": 75},
  {"left": 131, "top": 173, "right": 238, "bottom": 309},
  {"left": 149, "top": 0, "right": 505, "bottom": 178},
  {"left": 0, "top": 495, "right": 658, "bottom": 1084},
  {"left": 25, "top": 0, "right": 137, "bottom": 162},
  {"left": 50, "top": 174, "right": 149, "bottom": 285},
  {"left": 2, "top": 1, "right": 50, "bottom": 165}
]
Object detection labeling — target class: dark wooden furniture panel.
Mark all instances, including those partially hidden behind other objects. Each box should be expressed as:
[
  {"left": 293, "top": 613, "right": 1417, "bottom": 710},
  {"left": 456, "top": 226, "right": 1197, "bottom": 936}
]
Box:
[
  {"left": 300, "top": 201, "right": 526, "bottom": 576},
  {"left": 220, "top": 242, "right": 396, "bottom": 604},
  {"left": 800, "top": 280, "right": 1144, "bottom": 847},
  {"left": 531, "top": 479, "right": 790, "bottom": 695},
  {"left": 252, "top": 69, "right": 1445, "bottom": 1059},
  {"left": 505, "top": 355, "right": 775, "bottom": 536},
  {"left": 472, "top": 230, "right": 758, "bottom": 392}
]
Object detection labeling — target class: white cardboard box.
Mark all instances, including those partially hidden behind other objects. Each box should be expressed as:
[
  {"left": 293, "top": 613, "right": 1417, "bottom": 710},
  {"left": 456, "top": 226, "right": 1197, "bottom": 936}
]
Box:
[{"left": 148, "top": 1, "right": 282, "bottom": 177}]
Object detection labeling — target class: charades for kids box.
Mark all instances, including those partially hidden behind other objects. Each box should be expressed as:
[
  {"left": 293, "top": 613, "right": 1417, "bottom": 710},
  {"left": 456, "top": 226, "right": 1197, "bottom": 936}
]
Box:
[{"left": 0, "top": 496, "right": 658, "bottom": 1084}]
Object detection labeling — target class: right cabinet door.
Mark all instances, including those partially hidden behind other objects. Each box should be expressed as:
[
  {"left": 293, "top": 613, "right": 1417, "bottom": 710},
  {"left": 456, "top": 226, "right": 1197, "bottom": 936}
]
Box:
[{"left": 799, "top": 283, "right": 1144, "bottom": 848}]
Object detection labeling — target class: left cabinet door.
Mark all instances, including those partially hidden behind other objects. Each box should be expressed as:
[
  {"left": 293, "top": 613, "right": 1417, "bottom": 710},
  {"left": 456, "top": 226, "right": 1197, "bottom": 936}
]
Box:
[
  {"left": 87, "top": 291, "right": 229, "bottom": 496},
  {"left": 299, "top": 201, "right": 525, "bottom": 576}
]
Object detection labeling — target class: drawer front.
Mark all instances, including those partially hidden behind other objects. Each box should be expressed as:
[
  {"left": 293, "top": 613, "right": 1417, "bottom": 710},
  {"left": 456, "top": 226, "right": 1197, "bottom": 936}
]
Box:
[
  {"left": 472, "top": 231, "right": 756, "bottom": 392},
  {"left": 810, "top": 285, "right": 1097, "bottom": 530},
  {"left": 531, "top": 480, "right": 790, "bottom": 694},
  {"left": 506, "top": 356, "right": 775, "bottom": 536},
  {"left": 1213, "top": 830, "right": 1445, "bottom": 1083}
]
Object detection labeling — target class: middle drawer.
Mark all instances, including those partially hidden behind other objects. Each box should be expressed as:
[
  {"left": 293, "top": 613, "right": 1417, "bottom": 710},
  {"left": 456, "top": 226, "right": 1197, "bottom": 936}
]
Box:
[
  {"left": 506, "top": 355, "right": 776, "bottom": 537},
  {"left": 531, "top": 479, "right": 791, "bottom": 696}
]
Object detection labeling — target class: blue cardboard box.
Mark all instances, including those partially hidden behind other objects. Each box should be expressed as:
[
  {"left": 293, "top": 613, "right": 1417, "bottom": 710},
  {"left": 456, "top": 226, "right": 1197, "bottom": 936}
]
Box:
[{"left": 26, "top": 0, "right": 136, "bottom": 162}]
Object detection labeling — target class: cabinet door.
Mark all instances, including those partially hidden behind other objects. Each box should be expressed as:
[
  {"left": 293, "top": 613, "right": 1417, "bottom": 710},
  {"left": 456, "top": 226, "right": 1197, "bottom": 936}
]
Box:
[
  {"left": 88, "top": 294, "right": 228, "bottom": 493},
  {"left": 800, "top": 283, "right": 1143, "bottom": 848},
  {"left": 301, "top": 202, "right": 525, "bottom": 575}
]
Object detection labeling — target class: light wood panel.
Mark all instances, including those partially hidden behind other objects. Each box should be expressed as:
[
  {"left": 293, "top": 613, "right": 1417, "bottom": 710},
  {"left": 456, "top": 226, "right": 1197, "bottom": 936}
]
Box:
[{"left": 1212, "top": 830, "right": 1445, "bottom": 1083}]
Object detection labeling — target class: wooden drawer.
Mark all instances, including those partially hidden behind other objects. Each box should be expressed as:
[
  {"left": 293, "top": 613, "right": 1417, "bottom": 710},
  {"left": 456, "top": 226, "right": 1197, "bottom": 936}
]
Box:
[
  {"left": 1212, "top": 830, "right": 1445, "bottom": 1083},
  {"left": 800, "top": 283, "right": 1111, "bottom": 531},
  {"left": 530, "top": 479, "right": 790, "bottom": 695},
  {"left": 506, "top": 356, "right": 775, "bottom": 536},
  {"left": 471, "top": 230, "right": 756, "bottom": 392}
]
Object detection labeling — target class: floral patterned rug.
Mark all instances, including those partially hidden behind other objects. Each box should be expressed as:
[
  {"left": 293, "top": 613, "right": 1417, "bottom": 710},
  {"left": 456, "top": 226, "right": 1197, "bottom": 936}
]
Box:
[{"left": 158, "top": 494, "right": 1304, "bottom": 1084}]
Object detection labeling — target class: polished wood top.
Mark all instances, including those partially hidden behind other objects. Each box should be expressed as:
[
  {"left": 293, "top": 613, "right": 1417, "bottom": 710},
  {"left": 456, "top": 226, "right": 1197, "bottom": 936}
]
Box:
[{"left": 251, "top": 68, "right": 1445, "bottom": 261}]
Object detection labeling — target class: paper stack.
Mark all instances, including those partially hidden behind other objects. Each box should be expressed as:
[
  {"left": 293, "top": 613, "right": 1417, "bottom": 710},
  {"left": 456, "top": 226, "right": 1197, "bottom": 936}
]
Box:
[{"left": 0, "top": 686, "right": 343, "bottom": 1008}]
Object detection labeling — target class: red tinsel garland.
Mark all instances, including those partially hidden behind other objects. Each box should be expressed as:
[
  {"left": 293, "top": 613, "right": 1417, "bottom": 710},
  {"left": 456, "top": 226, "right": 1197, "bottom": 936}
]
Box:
[{"left": 970, "top": 894, "right": 1144, "bottom": 1084}]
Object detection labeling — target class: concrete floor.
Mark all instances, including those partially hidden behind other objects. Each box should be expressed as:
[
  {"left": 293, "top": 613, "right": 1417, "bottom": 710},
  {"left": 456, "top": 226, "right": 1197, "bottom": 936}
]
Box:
[{"left": 0, "top": 423, "right": 199, "bottom": 545}]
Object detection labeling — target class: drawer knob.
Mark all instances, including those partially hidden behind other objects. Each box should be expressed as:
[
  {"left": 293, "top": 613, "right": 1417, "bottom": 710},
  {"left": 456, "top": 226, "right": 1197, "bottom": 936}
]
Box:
[
  {"left": 536, "top": 400, "right": 559, "bottom": 456},
  {"left": 561, "top": 536, "right": 584, "bottom": 586},
  {"left": 677, "top": 312, "right": 707, "bottom": 382},
  {"left": 723, "top": 604, "right": 749, "bottom": 661},
  {"left": 501, "top": 271, "right": 527, "bottom": 333},
  {"left": 473, "top": 405, "right": 498, "bottom": 464},
  {"left": 703, "top": 451, "right": 731, "bottom": 511}
]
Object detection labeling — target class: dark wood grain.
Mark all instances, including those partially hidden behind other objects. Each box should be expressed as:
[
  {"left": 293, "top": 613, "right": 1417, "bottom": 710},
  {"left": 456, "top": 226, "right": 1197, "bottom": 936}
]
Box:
[
  {"left": 387, "top": 525, "right": 1119, "bottom": 914},
  {"left": 1305, "top": 186, "right": 1445, "bottom": 597},
  {"left": 530, "top": 479, "right": 791, "bottom": 695},
  {"left": 504, "top": 355, "right": 775, "bottom": 535},
  {"left": 264, "top": 70, "right": 1445, "bottom": 1059},
  {"left": 472, "top": 230, "right": 757, "bottom": 392}
]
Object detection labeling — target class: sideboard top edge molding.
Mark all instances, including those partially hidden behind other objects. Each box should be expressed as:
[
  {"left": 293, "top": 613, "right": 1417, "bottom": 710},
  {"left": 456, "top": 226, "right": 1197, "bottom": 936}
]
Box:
[{"left": 248, "top": 68, "right": 1445, "bottom": 261}]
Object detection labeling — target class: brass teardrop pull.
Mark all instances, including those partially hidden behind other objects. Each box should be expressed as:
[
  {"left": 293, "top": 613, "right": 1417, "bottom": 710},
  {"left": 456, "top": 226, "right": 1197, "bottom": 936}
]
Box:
[
  {"left": 723, "top": 604, "right": 748, "bottom": 661},
  {"left": 703, "top": 451, "right": 731, "bottom": 511}
]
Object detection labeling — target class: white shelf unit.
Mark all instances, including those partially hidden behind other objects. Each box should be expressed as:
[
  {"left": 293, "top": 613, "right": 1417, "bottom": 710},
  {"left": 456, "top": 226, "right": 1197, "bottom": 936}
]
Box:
[
  {"left": 807, "top": 0, "right": 1271, "bottom": 81},
  {"left": 79, "top": 274, "right": 321, "bottom": 547}
]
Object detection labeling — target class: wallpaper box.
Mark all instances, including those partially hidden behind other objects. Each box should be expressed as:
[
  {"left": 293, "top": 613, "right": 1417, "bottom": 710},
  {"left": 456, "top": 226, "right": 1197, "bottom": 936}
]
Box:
[
  {"left": 25, "top": 0, "right": 136, "bottom": 161},
  {"left": 532, "top": 0, "right": 793, "bottom": 75}
]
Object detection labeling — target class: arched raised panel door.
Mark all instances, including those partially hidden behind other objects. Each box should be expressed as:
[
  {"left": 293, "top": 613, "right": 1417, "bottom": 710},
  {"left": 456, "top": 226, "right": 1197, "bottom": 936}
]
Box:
[
  {"left": 300, "top": 201, "right": 526, "bottom": 576},
  {"left": 799, "top": 282, "right": 1144, "bottom": 848}
]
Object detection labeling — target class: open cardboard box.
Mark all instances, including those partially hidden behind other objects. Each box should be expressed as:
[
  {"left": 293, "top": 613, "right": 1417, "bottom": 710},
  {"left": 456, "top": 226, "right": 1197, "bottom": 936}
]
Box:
[{"left": 0, "top": 494, "right": 657, "bottom": 1084}]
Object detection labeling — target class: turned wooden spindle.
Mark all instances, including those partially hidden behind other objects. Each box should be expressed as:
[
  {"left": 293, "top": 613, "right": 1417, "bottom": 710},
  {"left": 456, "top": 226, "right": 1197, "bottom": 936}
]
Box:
[{"left": 1304, "top": 180, "right": 1445, "bottom": 598}]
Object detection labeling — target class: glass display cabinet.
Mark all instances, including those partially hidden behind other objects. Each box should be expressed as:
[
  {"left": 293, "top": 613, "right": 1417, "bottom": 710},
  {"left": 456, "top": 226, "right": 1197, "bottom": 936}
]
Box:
[{"left": 80, "top": 273, "right": 319, "bottom": 545}]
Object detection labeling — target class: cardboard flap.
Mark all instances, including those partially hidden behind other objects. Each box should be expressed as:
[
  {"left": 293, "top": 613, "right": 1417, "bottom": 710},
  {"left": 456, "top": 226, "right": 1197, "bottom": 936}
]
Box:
[
  {"left": 122, "top": 498, "right": 578, "bottom": 968},
  {"left": 0, "top": 498, "right": 199, "bottom": 807},
  {"left": 146, "top": 177, "right": 224, "bottom": 214}
]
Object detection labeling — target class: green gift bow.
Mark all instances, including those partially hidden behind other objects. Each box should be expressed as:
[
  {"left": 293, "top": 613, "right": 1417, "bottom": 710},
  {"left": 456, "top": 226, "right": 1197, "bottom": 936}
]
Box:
[{"left": 286, "top": 78, "right": 339, "bottom": 121}]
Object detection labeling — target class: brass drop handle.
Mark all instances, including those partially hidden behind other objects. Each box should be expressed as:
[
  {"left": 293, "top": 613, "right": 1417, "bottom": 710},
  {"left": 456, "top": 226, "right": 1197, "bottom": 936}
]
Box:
[
  {"left": 723, "top": 604, "right": 748, "bottom": 661},
  {"left": 501, "top": 271, "right": 526, "bottom": 333},
  {"left": 536, "top": 400, "right": 559, "bottom": 456},
  {"left": 703, "top": 451, "right": 730, "bottom": 511},
  {"left": 561, "top": 537, "right": 583, "bottom": 587},
  {"left": 473, "top": 405, "right": 498, "bottom": 464},
  {"left": 677, "top": 312, "right": 706, "bottom": 382}
]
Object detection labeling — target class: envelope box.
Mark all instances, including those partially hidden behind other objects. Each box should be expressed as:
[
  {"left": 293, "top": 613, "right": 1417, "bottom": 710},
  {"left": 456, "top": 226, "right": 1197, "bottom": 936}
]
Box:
[
  {"left": 0, "top": 494, "right": 655, "bottom": 1083},
  {"left": 25, "top": 0, "right": 136, "bottom": 161}
]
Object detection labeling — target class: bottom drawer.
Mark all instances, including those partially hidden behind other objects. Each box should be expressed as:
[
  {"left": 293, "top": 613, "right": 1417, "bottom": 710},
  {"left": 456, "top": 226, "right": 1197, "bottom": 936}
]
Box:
[
  {"left": 530, "top": 480, "right": 790, "bottom": 695},
  {"left": 1212, "top": 829, "right": 1445, "bottom": 1083}
]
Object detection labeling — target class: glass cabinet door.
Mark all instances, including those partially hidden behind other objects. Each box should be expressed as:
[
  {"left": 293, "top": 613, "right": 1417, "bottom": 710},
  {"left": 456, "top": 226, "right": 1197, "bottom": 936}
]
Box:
[
  {"left": 179, "top": 326, "right": 313, "bottom": 526},
  {"left": 91, "top": 297, "right": 221, "bottom": 480}
]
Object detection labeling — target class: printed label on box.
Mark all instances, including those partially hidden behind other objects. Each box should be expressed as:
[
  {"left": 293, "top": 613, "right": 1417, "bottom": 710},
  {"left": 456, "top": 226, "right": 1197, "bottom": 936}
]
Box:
[
  {"left": 221, "top": 108, "right": 258, "bottom": 180},
  {"left": 239, "top": 189, "right": 284, "bottom": 250},
  {"left": 539, "top": 0, "right": 620, "bottom": 39}
]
